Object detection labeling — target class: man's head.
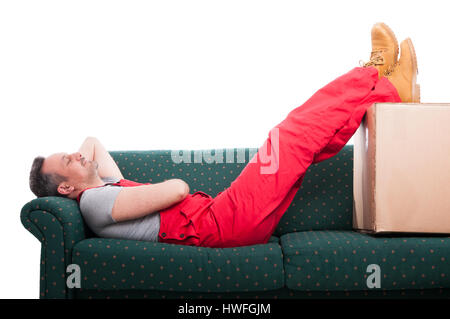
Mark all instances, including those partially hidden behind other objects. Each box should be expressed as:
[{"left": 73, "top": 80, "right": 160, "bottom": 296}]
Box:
[{"left": 29, "top": 152, "right": 99, "bottom": 199}]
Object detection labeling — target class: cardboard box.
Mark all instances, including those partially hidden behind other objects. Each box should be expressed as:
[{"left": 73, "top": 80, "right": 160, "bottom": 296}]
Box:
[{"left": 353, "top": 103, "right": 450, "bottom": 234}]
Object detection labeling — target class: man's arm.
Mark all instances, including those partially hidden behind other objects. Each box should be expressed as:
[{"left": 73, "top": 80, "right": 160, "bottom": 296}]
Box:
[
  {"left": 111, "top": 179, "right": 189, "bottom": 222},
  {"left": 78, "top": 136, "right": 124, "bottom": 179}
]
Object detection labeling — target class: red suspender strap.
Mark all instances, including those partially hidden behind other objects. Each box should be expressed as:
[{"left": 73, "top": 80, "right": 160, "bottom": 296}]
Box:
[{"left": 76, "top": 179, "right": 150, "bottom": 203}]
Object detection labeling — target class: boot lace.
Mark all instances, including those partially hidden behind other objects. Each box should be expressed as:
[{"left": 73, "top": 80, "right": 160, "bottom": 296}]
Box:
[
  {"left": 382, "top": 63, "right": 397, "bottom": 77},
  {"left": 359, "top": 49, "right": 398, "bottom": 77},
  {"left": 359, "top": 50, "right": 385, "bottom": 67}
]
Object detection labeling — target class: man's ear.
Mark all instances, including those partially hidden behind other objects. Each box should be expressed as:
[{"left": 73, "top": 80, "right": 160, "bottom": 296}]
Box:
[{"left": 57, "top": 183, "right": 75, "bottom": 196}]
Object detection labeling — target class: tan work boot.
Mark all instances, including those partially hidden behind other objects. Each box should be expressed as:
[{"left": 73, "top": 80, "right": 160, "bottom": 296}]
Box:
[
  {"left": 385, "top": 38, "right": 420, "bottom": 103},
  {"left": 361, "top": 22, "right": 399, "bottom": 78}
]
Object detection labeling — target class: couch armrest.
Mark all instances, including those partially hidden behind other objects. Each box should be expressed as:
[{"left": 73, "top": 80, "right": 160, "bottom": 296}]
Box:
[{"left": 21, "top": 197, "right": 88, "bottom": 299}]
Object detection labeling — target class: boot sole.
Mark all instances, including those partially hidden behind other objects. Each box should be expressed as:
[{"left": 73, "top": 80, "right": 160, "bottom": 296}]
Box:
[
  {"left": 404, "top": 37, "right": 420, "bottom": 103},
  {"left": 415, "top": 84, "right": 421, "bottom": 103}
]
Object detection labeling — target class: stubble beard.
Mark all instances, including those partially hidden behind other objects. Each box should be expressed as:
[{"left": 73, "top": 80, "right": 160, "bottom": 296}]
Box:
[{"left": 86, "top": 160, "right": 100, "bottom": 182}]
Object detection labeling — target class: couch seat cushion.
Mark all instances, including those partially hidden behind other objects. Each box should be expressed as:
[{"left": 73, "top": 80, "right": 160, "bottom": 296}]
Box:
[
  {"left": 72, "top": 236, "right": 283, "bottom": 293},
  {"left": 281, "top": 230, "right": 450, "bottom": 291}
]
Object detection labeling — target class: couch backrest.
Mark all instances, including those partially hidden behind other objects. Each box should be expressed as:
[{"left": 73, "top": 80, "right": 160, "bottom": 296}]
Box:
[{"left": 110, "top": 145, "right": 354, "bottom": 236}]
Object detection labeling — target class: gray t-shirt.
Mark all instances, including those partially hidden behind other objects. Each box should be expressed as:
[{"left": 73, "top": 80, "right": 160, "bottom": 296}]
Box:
[{"left": 79, "top": 177, "right": 160, "bottom": 242}]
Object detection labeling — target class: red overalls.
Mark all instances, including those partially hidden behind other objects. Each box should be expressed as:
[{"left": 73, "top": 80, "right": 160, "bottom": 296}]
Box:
[{"left": 78, "top": 67, "right": 402, "bottom": 248}]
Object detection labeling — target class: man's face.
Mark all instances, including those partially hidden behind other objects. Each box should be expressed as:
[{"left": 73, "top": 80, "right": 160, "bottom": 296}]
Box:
[{"left": 41, "top": 152, "right": 99, "bottom": 198}]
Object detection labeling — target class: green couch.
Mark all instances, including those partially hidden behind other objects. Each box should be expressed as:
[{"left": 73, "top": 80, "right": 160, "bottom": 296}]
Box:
[{"left": 21, "top": 145, "right": 450, "bottom": 299}]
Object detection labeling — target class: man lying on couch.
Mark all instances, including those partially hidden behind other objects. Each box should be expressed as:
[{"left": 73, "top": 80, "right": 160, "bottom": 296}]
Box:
[{"left": 28, "top": 23, "right": 419, "bottom": 248}]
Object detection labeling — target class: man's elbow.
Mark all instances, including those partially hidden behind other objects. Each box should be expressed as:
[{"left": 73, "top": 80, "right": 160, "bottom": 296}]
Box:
[
  {"left": 177, "top": 179, "right": 190, "bottom": 200},
  {"left": 83, "top": 136, "right": 98, "bottom": 143}
]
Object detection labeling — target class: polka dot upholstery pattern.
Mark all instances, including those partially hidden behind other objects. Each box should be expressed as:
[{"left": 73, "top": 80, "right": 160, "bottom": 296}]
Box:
[
  {"left": 20, "top": 145, "right": 450, "bottom": 299},
  {"left": 109, "top": 148, "right": 258, "bottom": 197},
  {"left": 21, "top": 197, "right": 90, "bottom": 298},
  {"left": 274, "top": 147, "right": 354, "bottom": 236},
  {"left": 281, "top": 230, "right": 450, "bottom": 291},
  {"left": 72, "top": 236, "right": 283, "bottom": 293},
  {"left": 75, "top": 287, "right": 449, "bottom": 299}
]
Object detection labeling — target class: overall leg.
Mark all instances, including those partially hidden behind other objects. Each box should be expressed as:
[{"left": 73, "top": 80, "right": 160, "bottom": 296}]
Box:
[{"left": 208, "top": 66, "right": 401, "bottom": 248}]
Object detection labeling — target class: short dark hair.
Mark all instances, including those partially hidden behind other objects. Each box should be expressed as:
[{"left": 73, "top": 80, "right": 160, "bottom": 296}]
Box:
[{"left": 29, "top": 156, "right": 67, "bottom": 198}]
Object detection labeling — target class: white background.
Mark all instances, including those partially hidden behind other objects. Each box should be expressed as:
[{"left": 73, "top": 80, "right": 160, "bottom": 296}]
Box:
[{"left": 1, "top": 0, "right": 449, "bottom": 299}]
